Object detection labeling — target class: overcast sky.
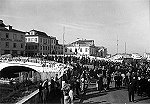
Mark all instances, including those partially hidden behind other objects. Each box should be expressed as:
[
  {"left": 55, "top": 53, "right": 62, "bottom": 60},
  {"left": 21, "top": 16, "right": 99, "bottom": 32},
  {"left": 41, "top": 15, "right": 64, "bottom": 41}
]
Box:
[{"left": 0, "top": 0, "right": 149, "bottom": 55}]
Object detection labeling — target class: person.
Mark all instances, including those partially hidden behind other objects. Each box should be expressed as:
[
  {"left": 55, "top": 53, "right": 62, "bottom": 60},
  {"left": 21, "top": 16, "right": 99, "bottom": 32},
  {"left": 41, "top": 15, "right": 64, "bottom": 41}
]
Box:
[
  {"left": 106, "top": 73, "right": 111, "bottom": 90},
  {"left": 97, "top": 73, "right": 103, "bottom": 92},
  {"left": 69, "top": 85, "right": 74, "bottom": 104},
  {"left": 76, "top": 77, "right": 80, "bottom": 97},
  {"left": 80, "top": 71, "right": 86, "bottom": 92},
  {"left": 39, "top": 80, "right": 43, "bottom": 102},
  {"left": 103, "top": 76, "right": 107, "bottom": 91},
  {"left": 62, "top": 83, "right": 71, "bottom": 104},
  {"left": 42, "top": 79, "right": 48, "bottom": 103},
  {"left": 50, "top": 77, "right": 55, "bottom": 97},
  {"left": 128, "top": 77, "right": 137, "bottom": 102}
]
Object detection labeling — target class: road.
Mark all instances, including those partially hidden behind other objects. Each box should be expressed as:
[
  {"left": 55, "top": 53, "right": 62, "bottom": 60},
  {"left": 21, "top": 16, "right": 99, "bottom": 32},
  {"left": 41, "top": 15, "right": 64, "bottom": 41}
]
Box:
[{"left": 74, "top": 82, "right": 150, "bottom": 104}]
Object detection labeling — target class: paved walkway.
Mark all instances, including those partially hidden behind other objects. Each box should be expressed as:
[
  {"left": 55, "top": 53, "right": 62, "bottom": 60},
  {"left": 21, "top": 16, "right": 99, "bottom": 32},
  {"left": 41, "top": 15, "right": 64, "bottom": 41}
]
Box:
[
  {"left": 45, "top": 82, "right": 150, "bottom": 104},
  {"left": 76, "top": 82, "right": 150, "bottom": 104}
]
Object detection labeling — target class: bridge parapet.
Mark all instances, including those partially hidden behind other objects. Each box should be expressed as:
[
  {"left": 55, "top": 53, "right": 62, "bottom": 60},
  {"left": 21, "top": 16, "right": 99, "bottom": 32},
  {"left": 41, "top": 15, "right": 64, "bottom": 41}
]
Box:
[
  {"left": 0, "top": 57, "right": 73, "bottom": 81},
  {"left": 0, "top": 57, "right": 59, "bottom": 69}
]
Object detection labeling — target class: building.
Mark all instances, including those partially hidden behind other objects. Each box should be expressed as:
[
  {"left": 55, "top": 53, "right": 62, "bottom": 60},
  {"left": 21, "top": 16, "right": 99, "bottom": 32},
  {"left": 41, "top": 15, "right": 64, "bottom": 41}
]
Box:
[
  {"left": 95, "top": 46, "right": 107, "bottom": 58},
  {"left": 25, "top": 29, "right": 59, "bottom": 56},
  {"left": 56, "top": 44, "right": 63, "bottom": 54},
  {"left": 110, "top": 53, "right": 132, "bottom": 62},
  {"left": 144, "top": 53, "right": 150, "bottom": 60},
  {"left": 131, "top": 53, "right": 142, "bottom": 59},
  {"left": 0, "top": 20, "right": 25, "bottom": 56},
  {"left": 66, "top": 39, "right": 98, "bottom": 56},
  {"left": 50, "top": 36, "right": 58, "bottom": 54}
]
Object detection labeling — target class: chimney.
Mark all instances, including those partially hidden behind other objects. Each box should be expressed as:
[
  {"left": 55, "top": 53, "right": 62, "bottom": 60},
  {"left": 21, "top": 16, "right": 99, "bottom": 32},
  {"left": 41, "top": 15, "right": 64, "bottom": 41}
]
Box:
[{"left": 8, "top": 25, "right": 12, "bottom": 30}]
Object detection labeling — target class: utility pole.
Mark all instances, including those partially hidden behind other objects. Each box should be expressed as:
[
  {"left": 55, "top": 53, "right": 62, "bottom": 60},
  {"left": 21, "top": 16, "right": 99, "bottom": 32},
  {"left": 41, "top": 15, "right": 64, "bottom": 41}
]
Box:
[
  {"left": 125, "top": 42, "right": 126, "bottom": 54},
  {"left": 117, "top": 35, "right": 119, "bottom": 54},
  {"left": 63, "top": 26, "right": 65, "bottom": 64}
]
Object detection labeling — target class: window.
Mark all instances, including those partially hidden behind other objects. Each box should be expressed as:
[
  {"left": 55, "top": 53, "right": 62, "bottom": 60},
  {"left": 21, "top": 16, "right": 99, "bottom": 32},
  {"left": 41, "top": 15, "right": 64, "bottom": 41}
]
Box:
[
  {"left": 80, "top": 48, "right": 82, "bottom": 52},
  {"left": 51, "top": 40, "right": 53, "bottom": 44},
  {"left": 43, "top": 46, "right": 45, "bottom": 50},
  {"left": 48, "top": 39, "right": 50, "bottom": 44},
  {"left": 21, "top": 43, "right": 23, "bottom": 48},
  {"left": 35, "top": 45, "right": 37, "bottom": 49},
  {"left": 75, "top": 48, "right": 77, "bottom": 53},
  {"left": 40, "top": 38, "right": 42, "bottom": 43},
  {"left": 35, "top": 38, "right": 37, "bottom": 42},
  {"left": 43, "top": 39, "right": 44, "bottom": 44},
  {"left": 31, "top": 38, "right": 34, "bottom": 42},
  {"left": 65, "top": 49, "right": 67, "bottom": 52},
  {"left": 28, "top": 46, "right": 30, "bottom": 50},
  {"left": 41, "top": 46, "right": 42, "bottom": 50},
  {"left": 45, "top": 39, "right": 47, "bottom": 44},
  {"left": 5, "top": 42, "right": 9, "bottom": 48},
  {"left": 6, "top": 33, "right": 9, "bottom": 38},
  {"left": 46, "top": 46, "right": 47, "bottom": 50},
  {"left": 70, "top": 48, "right": 72, "bottom": 52},
  {"left": 32, "top": 46, "right": 34, "bottom": 49},
  {"left": 21, "top": 35, "right": 24, "bottom": 39},
  {"left": 85, "top": 48, "right": 88, "bottom": 52},
  {"left": 13, "top": 43, "right": 17, "bottom": 48},
  {"left": 28, "top": 38, "right": 30, "bottom": 42},
  {"left": 13, "top": 34, "right": 17, "bottom": 39}
]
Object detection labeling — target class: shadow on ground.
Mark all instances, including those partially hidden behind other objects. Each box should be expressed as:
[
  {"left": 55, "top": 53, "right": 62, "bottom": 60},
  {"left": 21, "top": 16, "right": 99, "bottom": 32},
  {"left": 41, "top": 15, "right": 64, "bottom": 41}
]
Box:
[
  {"left": 135, "top": 97, "right": 150, "bottom": 103},
  {"left": 83, "top": 100, "right": 111, "bottom": 104}
]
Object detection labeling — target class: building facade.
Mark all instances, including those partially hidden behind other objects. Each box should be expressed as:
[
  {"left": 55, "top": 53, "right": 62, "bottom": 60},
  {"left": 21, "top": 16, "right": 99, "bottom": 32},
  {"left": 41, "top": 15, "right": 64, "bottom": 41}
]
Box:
[
  {"left": 131, "top": 53, "right": 142, "bottom": 59},
  {"left": 0, "top": 20, "right": 25, "bottom": 56},
  {"left": 56, "top": 43, "right": 63, "bottom": 54},
  {"left": 65, "top": 39, "right": 107, "bottom": 57},
  {"left": 144, "top": 53, "right": 150, "bottom": 60},
  {"left": 66, "top": 39, "right": 98, "bottom": 56},
  {"left": 25, "top": 30, "right": 59, "bottom": 56},
  {"left": 95, "top": 46, "right": 107, "bottom": 58}
]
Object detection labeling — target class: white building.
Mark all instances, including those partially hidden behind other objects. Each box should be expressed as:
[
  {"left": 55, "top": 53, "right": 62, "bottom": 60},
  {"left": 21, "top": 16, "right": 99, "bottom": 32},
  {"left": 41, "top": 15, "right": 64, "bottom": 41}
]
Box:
[
  {"left": 64, "top": 39, "right": 107, "bottom": 57},
  {"left": 144, "top": 53, "right": 150, "bottom": 60},
  {"left": 65, "top": 39, "right": 100, "bottom": 56},
  {"left": 131, "top": 53, "right": 142, "bottom": 59}
]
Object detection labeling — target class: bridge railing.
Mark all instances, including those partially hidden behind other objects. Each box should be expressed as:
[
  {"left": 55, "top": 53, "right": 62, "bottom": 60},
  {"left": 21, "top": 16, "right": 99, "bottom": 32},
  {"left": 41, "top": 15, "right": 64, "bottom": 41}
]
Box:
[
  {"left": 0, "top": 57, "right": 59, "bottom": 68},
  {"left": 0, "top": 57, "right": 70, "bottom": 75}
]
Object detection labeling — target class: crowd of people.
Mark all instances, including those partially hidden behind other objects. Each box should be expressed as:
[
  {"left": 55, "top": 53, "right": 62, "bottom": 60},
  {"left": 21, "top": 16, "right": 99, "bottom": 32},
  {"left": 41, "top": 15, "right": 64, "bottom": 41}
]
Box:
[
  {"left": 1, "top": 54, "right": 150, "bottom": 103},
  {"left": 38, "top": 55, "right": 150, "bottom": 103}
]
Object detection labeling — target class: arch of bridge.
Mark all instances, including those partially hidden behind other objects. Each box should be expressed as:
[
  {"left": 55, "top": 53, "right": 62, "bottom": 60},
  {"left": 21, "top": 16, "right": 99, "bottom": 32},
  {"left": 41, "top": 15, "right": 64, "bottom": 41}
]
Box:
[{"left": 0, "top": 61, "right": 43, "bottom": 72}]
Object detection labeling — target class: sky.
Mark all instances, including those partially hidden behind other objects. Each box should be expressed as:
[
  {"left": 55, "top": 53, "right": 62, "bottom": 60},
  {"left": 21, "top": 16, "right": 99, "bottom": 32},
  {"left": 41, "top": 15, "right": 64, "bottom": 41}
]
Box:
[{"left": 0, "top": 0, "right": 149, "bottom": 55}]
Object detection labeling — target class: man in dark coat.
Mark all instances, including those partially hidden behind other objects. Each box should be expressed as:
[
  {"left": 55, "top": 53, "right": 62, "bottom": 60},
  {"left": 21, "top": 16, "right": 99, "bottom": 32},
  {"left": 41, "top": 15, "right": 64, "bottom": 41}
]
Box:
[
  {"left": 39, "top": 80, "right": 43, "bottom": 102},
  {"left": 128, "top": 77, "right": 137, "bottom": 102}
]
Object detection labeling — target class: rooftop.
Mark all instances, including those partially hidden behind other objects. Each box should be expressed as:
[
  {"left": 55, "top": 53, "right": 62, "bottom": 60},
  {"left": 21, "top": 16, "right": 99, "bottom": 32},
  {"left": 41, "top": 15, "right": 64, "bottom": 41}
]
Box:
[
  {"left": 67, "top": 39, "right": 94, "bottom": 47},
  {"left": 27, "top": 29, "right": 57, "bottom": 39},
  {"left": 0, "top": 28, "right": 25, "bottom": 34}
]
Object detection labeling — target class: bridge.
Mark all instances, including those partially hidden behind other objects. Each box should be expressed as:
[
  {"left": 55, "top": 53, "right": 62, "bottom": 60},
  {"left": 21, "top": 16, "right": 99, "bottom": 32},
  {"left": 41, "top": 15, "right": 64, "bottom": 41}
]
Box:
[{"left": 0, "top": 57, "right": 72, "bottom": 81}]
